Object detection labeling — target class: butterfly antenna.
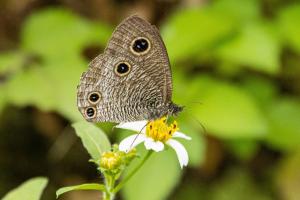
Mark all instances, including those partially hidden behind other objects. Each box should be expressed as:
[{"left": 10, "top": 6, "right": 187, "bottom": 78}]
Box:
[
  {"left": 183, "top": 107, "right": 207, "bottom": 134},
  {"left": 191, "top": 114, "right": 207, "bottom": 134},
  {"left": 129, "top": 122, "right": 149, "bottom": 150}
]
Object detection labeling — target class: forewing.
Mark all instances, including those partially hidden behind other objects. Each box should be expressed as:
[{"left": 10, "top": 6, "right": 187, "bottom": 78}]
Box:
[{"left": 106, "top": 15, "right": 173, "bottom": 102}]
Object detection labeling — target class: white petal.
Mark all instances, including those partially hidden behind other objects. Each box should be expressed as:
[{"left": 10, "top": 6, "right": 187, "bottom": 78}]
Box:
[
  {"left": 144, "top": 138, "right": 154, "bottom": 149},
  {"left": 116, "top": 121, "right": 147, "bottom": 133},
  {"left": 119, "top": 134, "right": 146, "bottom": 152},
  {"left": 144, "top": 138, "right": 164, "bottom": 152},
  {"left": 173, "top": 131, "right": 192, "bottom": 140},
  {"left": 167, "top": 139, "right": 189, "bottom": 168}
]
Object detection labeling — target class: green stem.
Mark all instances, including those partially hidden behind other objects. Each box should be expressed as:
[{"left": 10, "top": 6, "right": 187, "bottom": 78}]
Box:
[
  {"left": 103, "top": 173, "right": 115, "bottom": 200},
  {"left": 112, "top": 151, "right": 153, "bottom": 193}
]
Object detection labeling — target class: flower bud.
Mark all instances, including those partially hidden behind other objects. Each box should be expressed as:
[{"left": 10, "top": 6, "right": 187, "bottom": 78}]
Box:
[{"left": 100, "top": 152, "right": 121, "bottom": 170}]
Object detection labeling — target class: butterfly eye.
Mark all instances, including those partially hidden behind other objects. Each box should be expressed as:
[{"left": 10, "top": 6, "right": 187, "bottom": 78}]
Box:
[
  {"left": 114, "top": 62, "right": 131, "bottom": 76},
  {"left": 88, "top": 92, "right": 101, "bottom": 104},
  {"left": 85, "top": 107, "right": 96, "bottom": 118},
  {"left": 131, "top": 37, "right": 151, "bottom": 55}
]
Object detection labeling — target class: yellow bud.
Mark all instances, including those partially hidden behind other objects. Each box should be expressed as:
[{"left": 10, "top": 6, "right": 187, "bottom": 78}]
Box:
[{"left": 100, "top": 152, "right": 121, "bottom": 170}]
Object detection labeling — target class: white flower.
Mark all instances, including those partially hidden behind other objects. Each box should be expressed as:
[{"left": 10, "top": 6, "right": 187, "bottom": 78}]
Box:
[{"left": 117, "top": 117, "right": 191, "bottom": 168}]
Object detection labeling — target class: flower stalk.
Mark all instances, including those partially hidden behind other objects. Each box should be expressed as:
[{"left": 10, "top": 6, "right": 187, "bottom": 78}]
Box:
[
  {"left": 103, "top": 173, "right": 115, "bottom": 200},
  {"left": 113, "top": 150, "right": 153, "bottom": 193}
]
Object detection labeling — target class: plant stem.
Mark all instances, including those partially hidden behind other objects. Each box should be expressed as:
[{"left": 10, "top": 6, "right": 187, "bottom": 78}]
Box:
[
  {"left": 103, "top": 173, "right": 115, "bottom": 200},
  {"left": 112, "top": 150, "right": 153, "bottom": 193}
]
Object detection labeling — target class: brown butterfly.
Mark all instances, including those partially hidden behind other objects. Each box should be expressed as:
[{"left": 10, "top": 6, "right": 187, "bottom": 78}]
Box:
[{"left": 77, "top": 15, "right": 182, "bottom": 123}]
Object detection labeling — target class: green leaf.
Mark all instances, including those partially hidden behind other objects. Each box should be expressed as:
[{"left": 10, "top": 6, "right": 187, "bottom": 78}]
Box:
[
  {"left": 3, "top": 8, "right": 112, "bottom": 121},
  {"left": 122, "top": 148, "right": 181, "bottom": 200},
  {"left": 278, "top": 4, "right": 300, "bottom": 53},
  {"left": 210, "top": 168, "right": 272, "bottom": 200},
  {"left": 0, "top": 51, "right": 25, "bottom": 74},
  {"left": 2, "top": 177, "right": 48, "bottom": 200},
  {"left": 42, "top": 58, "right": 87, "bottom": 121},
  {"left": 172, "top": 181, "right": 208, "bottom": 200},
  {"left": 161, "top": 8, "right": 235, "bottom": 62},
  {"left": 216, "top": 22, "right": 280, "bottom": 75},
  {"left": 225, "top": 139, "right": 259, "bottom": 161},
  {"left": 276, "top": 150, "right": 300, "bottom": 200},
  {"left": 56, "top": 183, "right": 105, "bottom": 198},
  {"left": 241, "top": 76, "right": 278, "bottom": 107},
  {"left": 21, "top": 8, "right": 111, "bottom": 59},
  {"left": 191, "top": 76, "right": 268, "bottom": 139},
  {"left": 4, "top": 58, "right": 84, "bottom": 121},
  {"left": 181, "top": 125, "right": 205, "bottom": 167},
  {"left": 212, "top": 0, "right": 260, "bottom": 23},
  {"left": 265, "top": 98, "right": 300, "bottom": 151},
  {"left": 72, "top": 121, "right": 111, "bottom": 161},
  {"left": 176, "top": 117, "right": 206, "bottom": 167},
  {"left": 172, "top": 74, "right": 268, "bottom": 139},
  {"left": 5, "top": 64, "right": 56, "bottom": 111}
]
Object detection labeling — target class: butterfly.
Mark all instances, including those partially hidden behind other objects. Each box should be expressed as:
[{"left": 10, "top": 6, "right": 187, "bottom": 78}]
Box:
[{"left": 77, "top": 15, "right": 182, "bottom": 123}]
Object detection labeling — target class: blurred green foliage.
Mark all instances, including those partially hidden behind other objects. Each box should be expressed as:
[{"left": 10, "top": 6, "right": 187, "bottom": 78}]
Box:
[
  {"left": 0, "top": 8, "right": 112, "bottom": 121},
  {"left": 122, "top": 148, "right": 181, "bottom": 200},
  {"left": 278, "top": 4, "right": 300, "bottom": 53},
  {"left": 2, "top": 177, "right": 48, "bottom": 200},
  {"left": 179, "top": 168, "right": 273, "bottom": 200},
  {"left": 0, "top": 0, "right": 300, "bottom": 199}
]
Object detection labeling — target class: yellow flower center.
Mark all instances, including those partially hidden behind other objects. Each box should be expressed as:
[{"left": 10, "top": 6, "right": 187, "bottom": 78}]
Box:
[
  {"left": 146, "top": 117, "right": 179, "bottom": 142},
  {"left": 100, "top": 152, "right": 121, "bottom": 170}
]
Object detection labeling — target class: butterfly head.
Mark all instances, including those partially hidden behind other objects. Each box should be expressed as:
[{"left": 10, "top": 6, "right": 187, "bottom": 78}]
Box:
[{"left": 168, "top": 103, "right": 184, "bottom": 116}]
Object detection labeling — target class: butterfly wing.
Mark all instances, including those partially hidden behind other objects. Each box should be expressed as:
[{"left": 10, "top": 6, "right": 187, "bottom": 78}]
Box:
[
  {"left": 77, "top": 16, "right": 173, "bottom": 122},
  {"left": 106, "top": 16, "right": 173, "bottom": 102}
]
